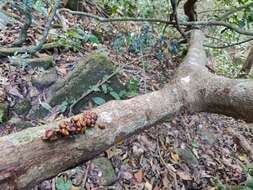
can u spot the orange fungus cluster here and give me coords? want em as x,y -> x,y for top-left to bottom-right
42,111 -> 99,141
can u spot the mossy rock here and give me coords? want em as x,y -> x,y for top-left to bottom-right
28,106 -> 50,120
48,52 -> 124,113
0,103 -> 8,123
92,157 -> 117,186
13,99 -> 32,115
8,117 -> 34,129
32,69 -> 58,89
28,56 -> 54,69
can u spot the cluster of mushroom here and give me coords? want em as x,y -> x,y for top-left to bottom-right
42,111 -> 100,141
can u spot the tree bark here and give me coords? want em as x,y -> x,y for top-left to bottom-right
238,45 -> 253,78
1,30 -> 253,189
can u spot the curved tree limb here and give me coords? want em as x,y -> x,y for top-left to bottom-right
58,8 -> 253,36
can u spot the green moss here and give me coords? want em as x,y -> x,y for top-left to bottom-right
0,103 -> 8,123
92,157 -> 116,186
48,52 -> 124,112
14,99 -> 31,115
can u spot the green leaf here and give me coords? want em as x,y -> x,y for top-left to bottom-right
119,90 -> 127,98
127,78 -> 138,93
90,85 -> 101,92
246,174 -> 253,188
92,97 -> 106,105
59,101 -> 69,113
107,86 -> 114,92
40,102 -> 53,112
102,74 -> 109,81
110,91 -> 121,100
102,84 -> 108,94
55,177 -> 72,190
87,34 -> 99,43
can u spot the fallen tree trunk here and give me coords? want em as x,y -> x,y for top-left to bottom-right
1,30 -> 253,189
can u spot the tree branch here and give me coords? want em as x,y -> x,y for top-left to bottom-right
11,2 -> 32,47
204,37 -> 253,49
58,8 -> 253,36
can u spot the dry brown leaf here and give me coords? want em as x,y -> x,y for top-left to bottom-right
171,152 -> 180,162
162,174 -> 170,188
134,170 -> 143,183
177,171 -> 192,181
144,181 -> 153,190
106,146 -> 122,159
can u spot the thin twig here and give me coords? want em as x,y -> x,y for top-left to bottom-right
157,138 -> 179,190
204,37 -> 253,49
81,161 -> 91,188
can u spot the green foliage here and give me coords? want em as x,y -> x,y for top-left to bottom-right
40,101 -> 53,112
92,97 -> 106,105
53,27 -> 99,51
55,176 -> 72,190
112,25 -> 156,54
91,77 -> 138,106
97,0 -> 170,17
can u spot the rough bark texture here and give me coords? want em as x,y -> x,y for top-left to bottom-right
1,30 -> 253,189
238,45 -> 253,77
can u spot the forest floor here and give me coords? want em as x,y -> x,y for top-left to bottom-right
0,4 -> 253,190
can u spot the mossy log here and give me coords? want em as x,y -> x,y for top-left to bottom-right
1,30 -> 253,189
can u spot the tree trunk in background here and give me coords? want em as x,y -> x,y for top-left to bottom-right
64,0 -> 84,11
238,45 -> 253,78
1,30 -> 253,189
184,0 -> 198,22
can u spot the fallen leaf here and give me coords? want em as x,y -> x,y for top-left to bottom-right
106,146 -> 122,159
162,174 -> 170,188
134,170 -> 143,183
177,171 -> 192,181
144,181 -> 153,190
171,152 -> 180,162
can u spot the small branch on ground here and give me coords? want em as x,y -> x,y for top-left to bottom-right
11,2 -> 32,47
226,127 -> 253,160
157,138 -> 179,190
